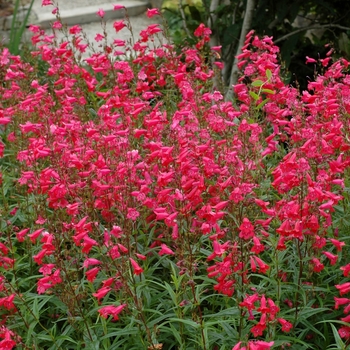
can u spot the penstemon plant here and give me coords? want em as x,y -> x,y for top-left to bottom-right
0,1 -> 350,349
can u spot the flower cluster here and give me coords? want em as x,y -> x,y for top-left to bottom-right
0,3 -> 349,348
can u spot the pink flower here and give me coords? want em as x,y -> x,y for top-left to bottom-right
232,342 -> 242,350
110,225 -> 123,238
334,297 -> 350,309
33,249 -> 49,265
98,304 -> 126,321
194,23 -> 211,37
96,8 -> 105,17
69,25 -> 82,35
239,293 -> 259,311
251,323 -> 266,337
93,286 -> 111,301
42,0 -> 53,5
39,264 -> 55,275
109,246 -> 121,260
0,117 -> 11,125
113,20 -> 126,32
340,263 -> 350,277
16,228 -> 30,242
136,253 -> 147,260
52,21 -> 62,29
95,33 -> 104,42
278,318 -> 293,332
239,218 -> 255,240
28,228 -> 45,243
305,56 -> 317,64
37,276 -> 52,294
130,258 -> 143,275
0,337 -> 16,350
251,236 -> 264,254
336,282 -> 350,296
127,208 -> 140,221
82,236 -> 98,254
36,216 -> 46,224
0,294 -> 16,310
311,258 -> 324,272
83,258 -> 101,268
159,244 -> 175,256
113,39 -> 125,47
250,256 -> 269,274
146,8 -> 160,18
248,341 -> 274,350
113,4 -> 125,10
322,251 -> 338,265
341,314 -> 350,323
338,326 -> 350,339
330,239 -> 345,251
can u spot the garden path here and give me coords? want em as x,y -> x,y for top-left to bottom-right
30,0 -> 163,54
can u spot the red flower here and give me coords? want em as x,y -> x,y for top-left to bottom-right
98,304 -> 126,321
130,258 -> 143,275
240,293 -> 259,311
251,236 -> 264,254
311,258 -> 324,272
127,208 -> 140,221
159,244 -> 175,256
95,34 -> 104,42
146,8 -> 160,18
278,318 -> 293,332
334,297 -> 350,310
194,23 -> 212,37
340,263 -> 350,277
251,256 -> 269,274
0,294 -> 16,311
0,337 -> 16,350
338,326 -> 350,339
113,20 -> 126,32
85,267 -> 100,283
251,322 -> 266,337
330,239 -> 345,251
69,25 -> 82,34
96,8 -> 105,18
239,218 -> 255,240
248,340 -> 274,350
322,251 -> 338,265
93,286 -> 111,301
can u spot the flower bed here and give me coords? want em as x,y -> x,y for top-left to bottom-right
0,2 -> 349,349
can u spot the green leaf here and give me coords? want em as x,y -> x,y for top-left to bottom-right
167,317 -> 200,329
261,88 -> 275,94
168,323 -> 183,345
330,323 -> 346,349
266,69 -> 272,79
9,0 -> 35,55
299,318 -> 325,341
202,306 -> 240,318
249,91 -> 259,100
163,282 -> 178,305
251,80 -> 264,87
256,98 -> 269,110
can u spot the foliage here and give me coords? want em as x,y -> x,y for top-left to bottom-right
162,0 -> 350,90
6,0 -> 35,55
0,2 -> 350,350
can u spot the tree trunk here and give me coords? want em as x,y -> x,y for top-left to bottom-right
208,0 -> 220,47
225,0 -> 255,101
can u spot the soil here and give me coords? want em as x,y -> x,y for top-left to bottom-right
0,0 -> 32,17
0,1 -> 13,17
